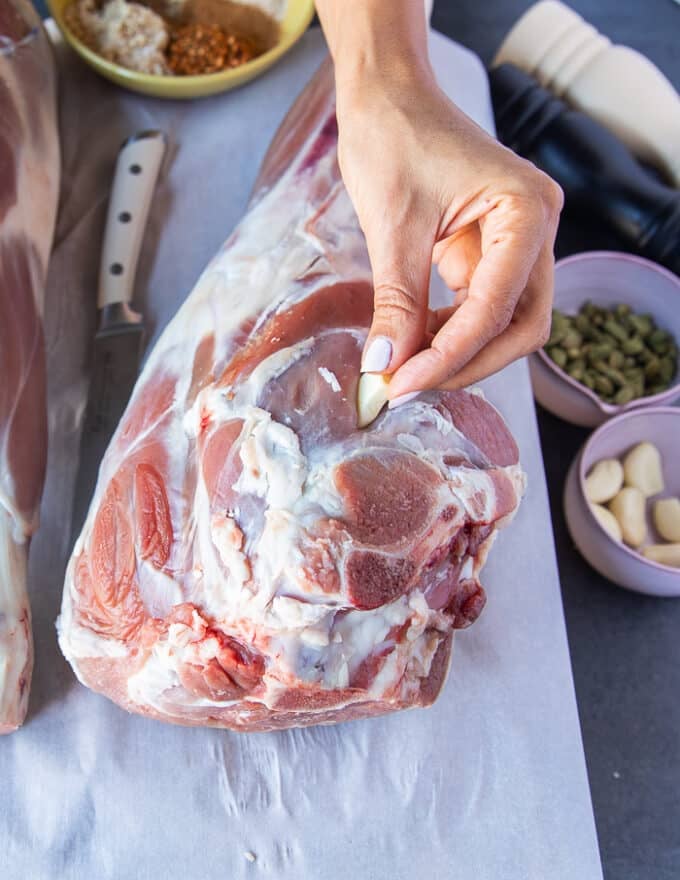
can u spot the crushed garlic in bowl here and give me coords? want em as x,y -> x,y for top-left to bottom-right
66,0 -> 171,75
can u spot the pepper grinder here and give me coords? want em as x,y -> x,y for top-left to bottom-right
493,0 -> 680,187
489,63 -> 680,276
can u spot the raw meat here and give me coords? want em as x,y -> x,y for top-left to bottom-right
0,0 -> 59,732
58,62 -> 525,731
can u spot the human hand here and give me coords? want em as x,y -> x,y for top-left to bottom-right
335,62 -> 563,404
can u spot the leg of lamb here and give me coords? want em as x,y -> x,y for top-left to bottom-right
58,62 -> 525,731
0,0 -> 59,732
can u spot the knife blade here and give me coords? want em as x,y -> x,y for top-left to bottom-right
71,129 -> 167,541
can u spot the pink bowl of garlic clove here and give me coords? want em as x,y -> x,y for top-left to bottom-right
564,406 -> 680,596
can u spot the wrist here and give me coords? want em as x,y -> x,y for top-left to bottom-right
316,0 -> 433,98
335,48 -> 434,103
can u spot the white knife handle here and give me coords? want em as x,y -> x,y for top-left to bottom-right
97,130 -> 167,310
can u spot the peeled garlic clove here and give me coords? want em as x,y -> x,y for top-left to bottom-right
590,503 -> 623,542
609,486 -> 647,547
584,458 -> 624,503
653,497 -> 680,543
642,543 -> 680,568
357,372 -> 391,428
623,441 -> 664,497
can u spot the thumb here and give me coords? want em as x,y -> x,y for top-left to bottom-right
360,219 -> 434,375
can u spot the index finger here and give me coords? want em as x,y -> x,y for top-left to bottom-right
388,197 -> 549,397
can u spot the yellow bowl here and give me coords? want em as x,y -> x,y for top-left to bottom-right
46,0 -> 315,99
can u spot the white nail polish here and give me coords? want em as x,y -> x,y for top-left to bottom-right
388,391 -> 420,410
361,336 -> 392,373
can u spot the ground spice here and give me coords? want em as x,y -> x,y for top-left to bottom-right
166,22 -> 256,75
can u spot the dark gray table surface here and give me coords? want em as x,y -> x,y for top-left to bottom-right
29,0 -> 680,878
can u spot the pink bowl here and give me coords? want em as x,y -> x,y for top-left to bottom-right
564,406 -> 680,596
530,251 -> 680,427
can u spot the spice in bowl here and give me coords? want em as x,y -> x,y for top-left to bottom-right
544,302 -> 678,405
166,23 -> 255,74
64,0 -> 279,77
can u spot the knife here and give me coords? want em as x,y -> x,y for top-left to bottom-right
71,130 -> 167,541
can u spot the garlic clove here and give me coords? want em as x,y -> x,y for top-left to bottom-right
590,503 -> 623,543
357,372 -> 391,428
642,543 -> 680,568
653,497 -> 680,543
609,486 -> 647,548
584,458 -> 624,504
623,442 -> 664,497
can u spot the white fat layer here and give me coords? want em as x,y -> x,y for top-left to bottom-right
127,647 -> 183,711
317,367 -> 341,393
60,622 -> 129,660
270,596 -> 332,627
460,557 -> 474,581
210,514 -> 251,590
251,510 -> 304,607
0,516 -> 31,727
240,340 -> 314,405
448,469 -> 498,522
136,563 -> 184,619
234,409 -> 307,509
367,651 -> 401,699
298,463 -> 344,518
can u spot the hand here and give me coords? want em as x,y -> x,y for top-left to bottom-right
335,63 -> 564,403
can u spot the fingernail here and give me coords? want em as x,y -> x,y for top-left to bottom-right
388,391 -> 420,410
361,336 -> 392,373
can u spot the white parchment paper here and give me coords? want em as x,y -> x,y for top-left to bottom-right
0,27 -> 603,880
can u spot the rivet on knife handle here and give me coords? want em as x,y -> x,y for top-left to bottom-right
97,130 -> 167,315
